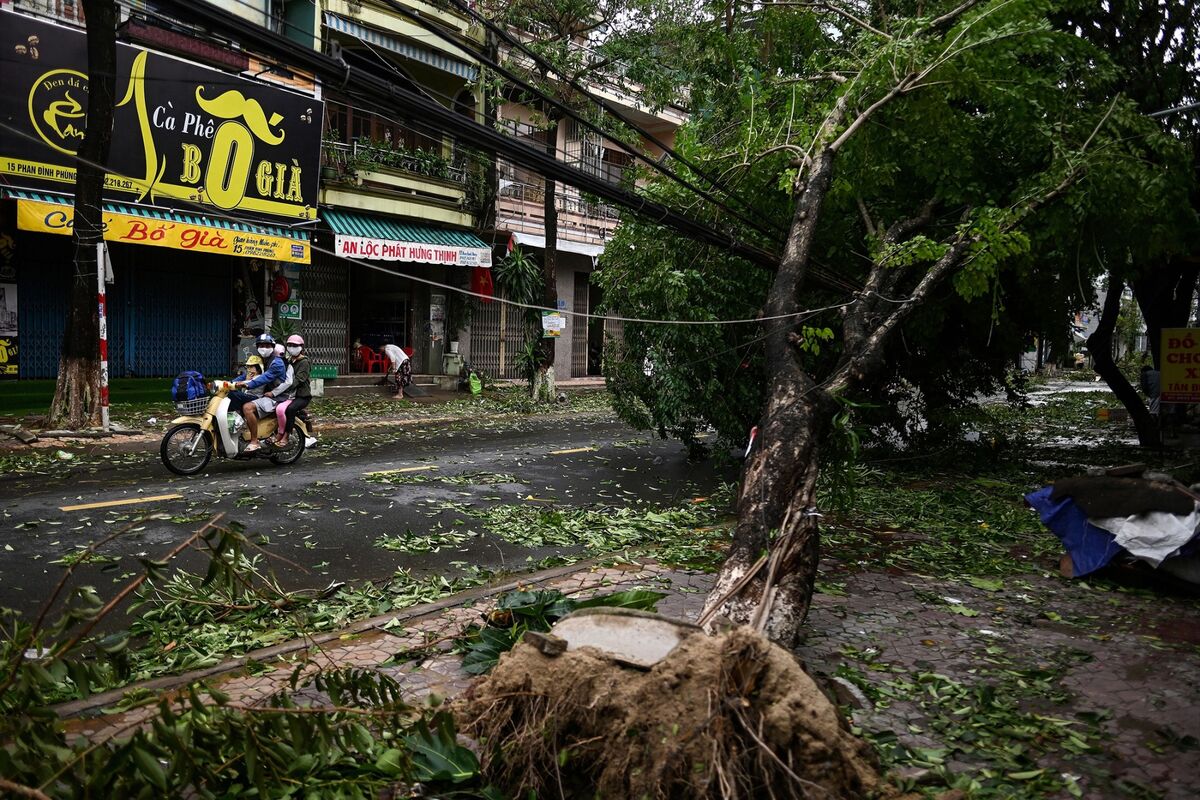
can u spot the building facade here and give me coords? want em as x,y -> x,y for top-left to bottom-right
0,0 -> 322,379
0,0 -> 683,384
474,41 -> 686,380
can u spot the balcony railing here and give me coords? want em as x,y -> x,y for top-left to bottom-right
322,140 -> 470,185
498,180 -> 620,244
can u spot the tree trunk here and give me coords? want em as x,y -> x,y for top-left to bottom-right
701,151 -> 838,649
1134,256 -> 1200,369
1089,274 -> 1159,446
534,118 -> 560,401
48,0 -> 117,430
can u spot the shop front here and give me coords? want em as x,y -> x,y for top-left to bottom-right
0,9 -> 322,379
0,190 -> 310,378
321,208 -> 491,375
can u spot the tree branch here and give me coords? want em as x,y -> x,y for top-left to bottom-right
922,0 -> 986,35
777,71 -> 853,85
829,72 -> 918,152
856,196 -> 878,237
773,2 -> 893,39
830,232 -> 974,396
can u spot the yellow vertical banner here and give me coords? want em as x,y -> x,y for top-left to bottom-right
1160,328 -> 1200,403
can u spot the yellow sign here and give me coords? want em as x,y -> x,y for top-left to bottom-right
0,12 -> 321,222
16,199 -> 310,264
1160,328 -> 1200,403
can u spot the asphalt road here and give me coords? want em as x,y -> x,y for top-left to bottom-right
0,411 -> 734,620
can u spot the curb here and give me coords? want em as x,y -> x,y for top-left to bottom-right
54,557 -> 605,719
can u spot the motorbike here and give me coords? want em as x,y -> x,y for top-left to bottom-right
159,382 -> 309,476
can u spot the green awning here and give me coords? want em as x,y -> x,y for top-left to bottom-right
1,188 -> 310,241
322,207 -> 492,267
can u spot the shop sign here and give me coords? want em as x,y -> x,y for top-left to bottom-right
0,10 -> 322,223
1160,328 -> 1200,403
277,300 -> 302,320
16,199 -> 310,263
541,311 -> 566,338
335,235 -> 492,267
0,281 -> 16,378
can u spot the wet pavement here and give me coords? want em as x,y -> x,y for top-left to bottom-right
0,410 -> 732,619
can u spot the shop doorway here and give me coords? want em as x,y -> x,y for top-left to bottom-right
573,272 -> 605,377
348,264 -> 411,371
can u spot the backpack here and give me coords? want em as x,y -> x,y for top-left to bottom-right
171,371 -> 207,402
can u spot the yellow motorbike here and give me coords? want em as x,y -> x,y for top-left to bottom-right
159,382 -> 309,476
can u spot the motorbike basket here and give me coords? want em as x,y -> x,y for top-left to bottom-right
174,397 -> 209,415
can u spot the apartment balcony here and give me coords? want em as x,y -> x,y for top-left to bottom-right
321,140 -> 476,228
497,180 -> 620,248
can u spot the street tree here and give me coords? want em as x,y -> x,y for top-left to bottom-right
596,0 -> 1190,646
1056,0 -> 1200,445
47,0 -> 118,430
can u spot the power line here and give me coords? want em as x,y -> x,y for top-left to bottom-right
113,0 -> 801,262
139,0 -> 802,275
371,0 -> 790,245
57,0 -> 859,294
437,0 -> 790,238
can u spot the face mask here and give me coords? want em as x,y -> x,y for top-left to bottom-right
257,347 -> 273,357
286,346 -> 301,356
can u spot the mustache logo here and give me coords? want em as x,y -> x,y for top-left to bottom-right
195,88 -> 285,145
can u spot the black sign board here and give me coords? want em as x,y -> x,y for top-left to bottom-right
0,10 -> 322,222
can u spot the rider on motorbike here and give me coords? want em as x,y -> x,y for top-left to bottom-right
233,354 -> 264,388
231,334 -> 287,453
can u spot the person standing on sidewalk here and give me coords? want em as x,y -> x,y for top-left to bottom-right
381,342 -> 412,399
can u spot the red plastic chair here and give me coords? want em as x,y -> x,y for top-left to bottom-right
358,345 -> 386,373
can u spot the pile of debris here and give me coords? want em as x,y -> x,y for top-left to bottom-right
1027,463 -> 1200,584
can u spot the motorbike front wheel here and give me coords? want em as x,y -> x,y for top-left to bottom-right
160,423 -> 213,476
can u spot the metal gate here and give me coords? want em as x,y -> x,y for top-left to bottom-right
572,271 -> 589,377
300,254 -> 349,372
17,234 -> 232,378
470,293 -> 526,379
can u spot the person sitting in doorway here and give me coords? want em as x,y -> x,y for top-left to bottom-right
381,342 -> 412,399
231,334 -> 287,453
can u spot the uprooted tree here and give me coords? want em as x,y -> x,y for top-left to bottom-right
597,0 -> 1191,646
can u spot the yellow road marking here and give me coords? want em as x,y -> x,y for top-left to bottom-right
60,494 -> 184,512
548,446 -> 597,455
363,465 -> 437,476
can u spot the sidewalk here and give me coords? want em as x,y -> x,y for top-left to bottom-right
0,383 -> 612,453
59,558 -> 1200,799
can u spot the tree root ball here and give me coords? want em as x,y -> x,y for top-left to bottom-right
457,625 -> 892,799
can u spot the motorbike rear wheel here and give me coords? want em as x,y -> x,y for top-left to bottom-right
269,427 -> 305,466
161,423 -> 213,476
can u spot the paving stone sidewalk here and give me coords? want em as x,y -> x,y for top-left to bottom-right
65,561 -> 1200,799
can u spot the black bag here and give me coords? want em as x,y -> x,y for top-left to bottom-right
171,371 -> 207,402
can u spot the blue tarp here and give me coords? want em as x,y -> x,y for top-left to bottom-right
1025,486 -> 1126,576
